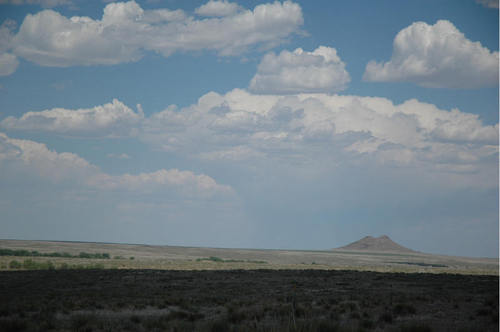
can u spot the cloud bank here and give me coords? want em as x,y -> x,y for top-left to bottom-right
249,46 -> 350,94
0,132 -> 233,198
8,0 -> 303,68
363,20 -> 499,88
4,90 -> 497,183
137,89 -> 498,192
1,99 -> 144,137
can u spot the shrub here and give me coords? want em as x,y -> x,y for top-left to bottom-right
361,318 -> 374,329
130,315 -> 141,324
78,252 -> 110,259
0,318 -> 28,332
208,318 -> 230,332
208,256 -> 223,262
0,248 -> 110,259
400,322 -> 433,332
379,311 -> 393,323
227,306 -> 246,323
393,303 -> 416,316
9,260 -> 21,269
70,313 -> 96,331
316,319 -> 339,332
20,259 -> 55,270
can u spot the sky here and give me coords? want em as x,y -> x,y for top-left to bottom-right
0,0 -> 498,258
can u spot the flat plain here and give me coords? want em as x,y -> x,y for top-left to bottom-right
0,239 -> 498,331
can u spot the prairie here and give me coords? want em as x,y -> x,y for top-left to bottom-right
0,240 -> 497,331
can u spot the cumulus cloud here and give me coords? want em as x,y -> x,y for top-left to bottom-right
0,52 -> 18,76
363,20 -> 499,88
0,132 -> 97,182
0,132 -> 233,198
10,0 -> 303,67
3,89 -> 497,184
141,89 -> 498,179
195,0 -> 242,17
0,19 -> 18,76
249,46 -> 350,94
1,99 -> 144,137
88,169 -> 233,197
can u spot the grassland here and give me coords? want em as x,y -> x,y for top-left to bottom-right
0,239 -> 497,331
0,269 -> 497,331
0,239 -> 497,275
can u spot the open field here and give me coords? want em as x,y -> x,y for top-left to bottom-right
0,240 -> 498,331
0,239 -> 497,275
0,269 -> 497,331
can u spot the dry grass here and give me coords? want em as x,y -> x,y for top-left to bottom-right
0,240 -> 497,331
0,239 -> 497,275
0,269 -> 497,331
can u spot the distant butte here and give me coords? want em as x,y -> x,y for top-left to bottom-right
335,235 -> 416,253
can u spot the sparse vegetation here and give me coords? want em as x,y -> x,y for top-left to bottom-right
196,256 -> 267,264
0,248 -> 110,259
8,259 -> 104,270
392,261 -> 448,268
0,240 -> 497,331
8,260 -> 21,269
393,303 -> 417,316
0,269 -> 496,331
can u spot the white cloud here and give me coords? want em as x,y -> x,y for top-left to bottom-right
476,0 -> 499,9
249,46 -> 350,94
363,20 -> 499,88
0,0 -> 73,8
0,19 -> 18,76
3,90 -> 497,186
0,19 -> 16,53
0,132 -> 233,198
1,99 -> 144,137
141,89 -> 498,182
0,132 -> 97,182
88,169 -> 233,197
0,52 -> 18,76
195,0 -> 242,17
11,0 -> 303,67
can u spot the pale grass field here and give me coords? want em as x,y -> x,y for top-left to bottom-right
0,239 -> 497,275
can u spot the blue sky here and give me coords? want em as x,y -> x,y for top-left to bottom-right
0,0 -> 498,257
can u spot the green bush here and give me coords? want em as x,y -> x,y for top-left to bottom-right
9,260 -> 21,269
22,259 -> 55,270
0,248 -> 110,259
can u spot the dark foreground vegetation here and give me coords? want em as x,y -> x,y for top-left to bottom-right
0,269 -> 497,332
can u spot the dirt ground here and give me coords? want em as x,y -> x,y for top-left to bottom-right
0,269 -> 497,331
